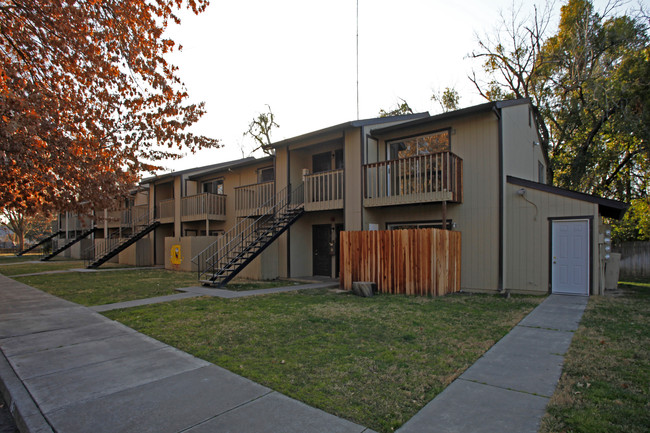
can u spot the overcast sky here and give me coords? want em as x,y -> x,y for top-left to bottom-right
160,0 -> 629,173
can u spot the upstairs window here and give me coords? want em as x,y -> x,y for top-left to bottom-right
202,178 -> 224,195
538,161 -> 545,184
388,129 -> 450,160
257,166 -> 274,183
312,149 -> 344,173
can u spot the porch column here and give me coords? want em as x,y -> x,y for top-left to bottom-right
442,201 -> 447,230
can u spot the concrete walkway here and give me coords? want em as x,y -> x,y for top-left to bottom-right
11,266 -> 163,278
0,271 -> 587,433
0,275 -> 373,433
397,294 -> 587,433
90,281 -> 340,312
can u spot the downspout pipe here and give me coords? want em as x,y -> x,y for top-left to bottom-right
493,105 -> 505,293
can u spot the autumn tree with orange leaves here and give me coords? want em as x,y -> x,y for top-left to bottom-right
0,0 -> 219,215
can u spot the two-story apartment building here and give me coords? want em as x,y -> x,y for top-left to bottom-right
265,98 -> 625,295
57,98 -> 625,296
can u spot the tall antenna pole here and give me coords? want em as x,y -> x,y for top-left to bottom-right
356,0 -> 359,120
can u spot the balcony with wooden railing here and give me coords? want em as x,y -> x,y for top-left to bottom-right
122,205 -> 148,227
158,198 -> 175,223
234,181 -> 275,217
106,210 -> 122,228
304,169 -> 344,211
181,193 -> 227,222
363,151 -> 463,207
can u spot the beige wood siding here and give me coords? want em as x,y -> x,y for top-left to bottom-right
134,191 -> 148,206
365,112 -> 501,291
288,210 -> 344,277
190,162 -> 263,229
502,104 -> 546,182
344,129 -> 362,230
505,183 -> 599,294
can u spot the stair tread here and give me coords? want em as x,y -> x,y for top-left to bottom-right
200,207 -> 305,284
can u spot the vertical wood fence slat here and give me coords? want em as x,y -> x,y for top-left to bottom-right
339,228 -> 461,296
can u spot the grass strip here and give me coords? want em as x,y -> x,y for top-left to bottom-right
0,253 -> 43,264
0,260 -> 89,276
15,269 -> 198,306
223,279 -> 301,291
540,280 -> 650,433
104,290 -> 542,432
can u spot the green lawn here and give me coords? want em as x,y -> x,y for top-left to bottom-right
223,279 -> 301,291
540,280 -> 650,433
0,253 -> 43,264
14,269 -> 303,306
15,268 -> 198,306
104,291 -> 543,432
0,260 -> 89,276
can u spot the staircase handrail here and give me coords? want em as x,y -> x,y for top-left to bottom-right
84,209 -> 154,267
83,229 -> 121,267
192,183 -> 304,280
16,231 -> 63,256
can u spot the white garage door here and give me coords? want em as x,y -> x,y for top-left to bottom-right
551,220 -> 589,295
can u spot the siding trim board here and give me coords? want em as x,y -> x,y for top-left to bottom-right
287,146 -> 291,277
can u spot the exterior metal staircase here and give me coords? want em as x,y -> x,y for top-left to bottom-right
40,228 -> 96,261
85,212 -> 159,269
16,231 -> 63,256
193,183 -> 305,287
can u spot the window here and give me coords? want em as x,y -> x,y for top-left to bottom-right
387,220 -> 453,230
334,149 -> 344,169
257,166 -> 274,183
312,149 -> 344,173
538,161 -> 545,184
185,229 -> 197,237
202,178 -> 224,195
312,151 -> 331,173
366,136 -> 379,164
388,130 -> 450,160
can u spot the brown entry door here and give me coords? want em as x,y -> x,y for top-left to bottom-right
312,224 -> 331,276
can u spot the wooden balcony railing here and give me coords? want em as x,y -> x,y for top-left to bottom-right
363,151 -> 463,207
158,198 -> 175,222
234,181 -> 275,217
121,205 -> 148,227
106,210 -> 122,228
181,193 -> 227,221
304,169 -> 344,211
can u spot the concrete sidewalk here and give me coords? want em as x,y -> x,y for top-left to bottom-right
0,275 -> 374,433
0,271 -> 587,433
397,294 -> 587,433
90,281 -> 339,312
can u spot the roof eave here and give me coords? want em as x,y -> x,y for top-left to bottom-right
270,112 -> 430,149
370,98 -> 532,137
507,176 -> 629,220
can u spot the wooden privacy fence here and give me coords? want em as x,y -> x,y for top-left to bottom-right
616,241 -> 650,279
340,228 -> 461,296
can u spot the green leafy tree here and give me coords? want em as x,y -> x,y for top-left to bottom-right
470,0 -> 649,240
431,87 -> 460,112
378,98 -> 414,117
